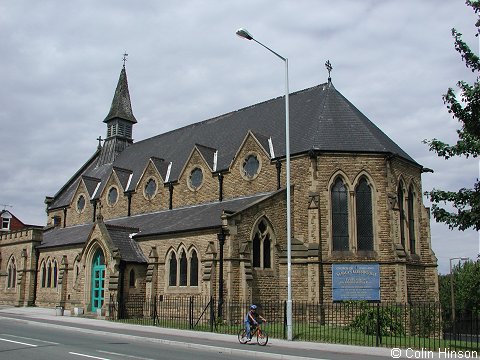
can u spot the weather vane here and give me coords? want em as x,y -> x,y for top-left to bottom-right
325,60 -> 333,83
122,52 -> 128,68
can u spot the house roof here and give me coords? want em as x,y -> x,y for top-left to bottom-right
48,76 -> 417,210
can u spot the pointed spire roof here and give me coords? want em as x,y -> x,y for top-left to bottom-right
104,66 -> 137,124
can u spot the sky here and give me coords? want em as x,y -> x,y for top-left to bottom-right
0,0 -> 478,274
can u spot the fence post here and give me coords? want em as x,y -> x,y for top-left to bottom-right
152,296 -> 157,326
209,296 -> 215,332
189,297 -> 193,329
375,302 -> 382,346
283,300 -> 287,340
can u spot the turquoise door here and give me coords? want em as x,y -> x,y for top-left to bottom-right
91,250 -> 105,312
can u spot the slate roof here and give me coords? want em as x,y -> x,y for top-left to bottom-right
48,75 -> 418,210
105,224 -> 147,263
40,192 -> 276,257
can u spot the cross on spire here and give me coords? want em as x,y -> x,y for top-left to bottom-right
122,52 -> 128,68
325,60 -> 333,83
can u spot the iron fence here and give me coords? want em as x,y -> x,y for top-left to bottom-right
108,296 -> 479,352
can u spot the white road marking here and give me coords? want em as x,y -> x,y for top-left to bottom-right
69,352 -> 112,360
98,350 -> 157,360
0,337 -> 37,347
0,333 -> 59,345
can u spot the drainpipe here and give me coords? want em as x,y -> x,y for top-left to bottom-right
63,208 -> 67,228
218,173 -> 224,202
127,192 -> 132,217
217,229 -> 226,318
276,159 -> 282,190
168,182 -> 174,210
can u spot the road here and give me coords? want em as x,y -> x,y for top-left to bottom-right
0,310 -> 394,360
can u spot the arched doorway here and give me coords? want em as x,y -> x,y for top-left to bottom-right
91,249 -> 105,312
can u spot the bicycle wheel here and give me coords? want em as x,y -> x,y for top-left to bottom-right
238,329 -> 248,344
257,329 -> 268,346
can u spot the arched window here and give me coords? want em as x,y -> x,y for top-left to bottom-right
398,183 -> 406,247
180,250 -> 188,286
47,261 -> 52,288
129,269 -> 136,287
408,185 -> 416,254
169,252 -> 177,286
41,262 -> 46,288
190,250 -> 198,287
332,177 -> 349,251
7,258 -> 16,288
53,260 -> 58,288
252,219 -> 272,269
356,178 -> 373,251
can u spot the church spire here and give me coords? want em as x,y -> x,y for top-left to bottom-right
104,64 -> 137,125
97,60 -> 137,167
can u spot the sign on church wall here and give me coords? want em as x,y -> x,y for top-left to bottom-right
332,263 -> 380,301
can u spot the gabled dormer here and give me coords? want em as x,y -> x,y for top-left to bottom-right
97,65 -> 137,167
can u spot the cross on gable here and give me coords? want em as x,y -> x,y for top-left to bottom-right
122,52 -> 128,68
96,136 -> 103,149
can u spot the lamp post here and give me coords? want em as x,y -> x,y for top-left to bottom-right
449,257 -> 469,332
236,28 -> 293,341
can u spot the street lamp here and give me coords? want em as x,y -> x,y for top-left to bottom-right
449,257 -> 469,329
236,27 -> 293,341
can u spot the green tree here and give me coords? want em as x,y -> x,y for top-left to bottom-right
424,1 -> 480,231
438,260 -> 480,314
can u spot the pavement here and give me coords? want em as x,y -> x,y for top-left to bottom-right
0,305 -> 394,359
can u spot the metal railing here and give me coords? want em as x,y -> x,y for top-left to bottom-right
108,296 -> 479,352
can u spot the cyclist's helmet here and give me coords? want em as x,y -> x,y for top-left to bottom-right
250,304 -> 257,310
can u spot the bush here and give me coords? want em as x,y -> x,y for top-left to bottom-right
348,303 -> 405,336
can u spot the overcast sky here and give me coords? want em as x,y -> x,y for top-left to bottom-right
1,0 -> 478,274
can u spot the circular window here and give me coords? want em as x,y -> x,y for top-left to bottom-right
189,167 -> 203,190
107,187 -> 118,205
243,154 -> 260,179
76,195 -> 86,213
144,178 -> 157,199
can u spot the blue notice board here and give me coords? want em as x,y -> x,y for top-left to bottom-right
332,263 -> 380,301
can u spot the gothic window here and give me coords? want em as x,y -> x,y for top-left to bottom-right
398,183 -> 406,247
47,261 -> 52,288
190,250 -> 198,287
7,258 -> 16,288
408,185 -> 416,254
53,260 -> 58,288
169,252 -> 177,286
243,154 -> 260,179
167,247 -> 200,289
77,195 -> 86,213
356,178 -> 374,251
144,178 -> 157,199
189,168 -> 203,190
108,187 -> 118,205
252,219 -> 272,269
180,251 -> 188,286
41,262 -> 46,287
332,177 -> 349,251
129,269 -> 136,287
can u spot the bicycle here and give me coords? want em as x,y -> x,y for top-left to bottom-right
238,321 -> 268,346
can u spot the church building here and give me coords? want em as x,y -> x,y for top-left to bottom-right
0,63 -> 439,312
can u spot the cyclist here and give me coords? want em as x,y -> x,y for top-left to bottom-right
244,304 -> 266,341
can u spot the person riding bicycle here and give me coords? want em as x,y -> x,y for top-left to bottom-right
244,304 -> 266,341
